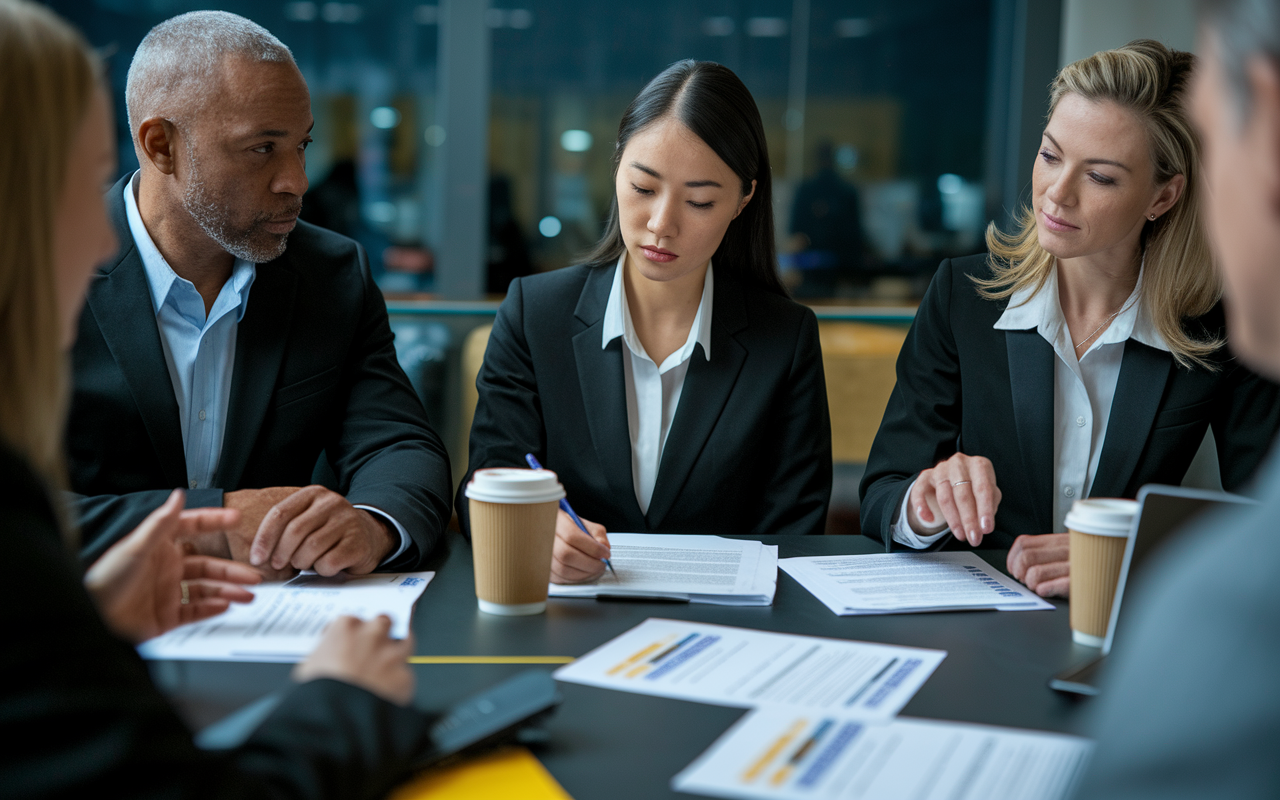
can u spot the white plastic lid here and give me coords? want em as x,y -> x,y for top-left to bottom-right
1064,498 -> 1139,537
465,468 -> 566,504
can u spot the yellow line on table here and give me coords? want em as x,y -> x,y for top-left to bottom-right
408,656 -> 575,664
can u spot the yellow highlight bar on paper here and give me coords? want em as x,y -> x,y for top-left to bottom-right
606,638 -> 671,676
742,720 -> 808,783
408,656 -> 575,665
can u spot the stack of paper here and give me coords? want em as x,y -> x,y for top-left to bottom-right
553,618 -> 945,719
549,534 -> 777,606
780,552 -> 1053,615
673,707 -> 1092,800
138,571 -> 434,662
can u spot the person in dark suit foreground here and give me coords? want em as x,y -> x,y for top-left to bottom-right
0,2 -> 434,795
860,40 -> 1280,596
68,11 -> 452,577
1075,1 -> 1280,796
463,60 -> 832,583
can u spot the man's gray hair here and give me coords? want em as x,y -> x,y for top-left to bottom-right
125,11 -> 294,147
1198,0 -> 1280,123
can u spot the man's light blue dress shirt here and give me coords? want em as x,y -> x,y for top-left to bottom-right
123,173 -> 410,563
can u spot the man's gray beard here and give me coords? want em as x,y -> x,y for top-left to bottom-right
181,154 -> 290,264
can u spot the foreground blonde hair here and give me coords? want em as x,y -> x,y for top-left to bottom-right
0,0 -> 100,487
978,39 -> 1220,370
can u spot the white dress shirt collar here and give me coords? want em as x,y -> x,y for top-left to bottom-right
993,263 -> 1169,355
601,254 -> 714,365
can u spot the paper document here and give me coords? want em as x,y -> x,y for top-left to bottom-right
553,618 -> 944,719
673,707 -> 1093,800
780,552 -> 1053,615
138,571 -> 434,662
548,534 -> 778,606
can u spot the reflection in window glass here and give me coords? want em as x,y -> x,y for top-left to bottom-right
54,0 -> 991,301
490,0 -> 992,300
52,0 -> 442,293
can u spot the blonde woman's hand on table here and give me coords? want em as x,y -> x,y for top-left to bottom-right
908,453 -> 1002,546
1007,533 -> 1071,597
293,615 -> 416,706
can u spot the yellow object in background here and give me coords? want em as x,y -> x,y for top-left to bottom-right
392,747 -> 574,800
818,321 -> 909,463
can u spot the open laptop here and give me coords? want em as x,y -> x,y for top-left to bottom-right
1048,484 -> 1255,696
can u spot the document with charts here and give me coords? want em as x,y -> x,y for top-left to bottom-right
780,552 -> 1053,615
673,707 -> 1093,800
548,534 -> 778,605
553,618 -> 944,719
137,571 -> 433,663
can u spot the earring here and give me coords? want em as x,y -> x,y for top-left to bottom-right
1149,214 -> 1157,221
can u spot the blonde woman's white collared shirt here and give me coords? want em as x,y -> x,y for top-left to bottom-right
891,266 -> 1169,548
601,255 -> 714,516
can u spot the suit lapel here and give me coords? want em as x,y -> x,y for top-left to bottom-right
1090,341 -> 1172,498
88,178 -> 187,487
645,279 -> 748,528
1005,329 -> 1055,533
571,266 -> 640,518
214,262 -> 297,488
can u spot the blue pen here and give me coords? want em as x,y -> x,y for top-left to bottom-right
525,453 -> 616,577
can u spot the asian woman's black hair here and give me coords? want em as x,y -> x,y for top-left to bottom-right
583,59 -> 788,296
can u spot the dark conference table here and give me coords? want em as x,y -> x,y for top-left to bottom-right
150,534 -> 1097,799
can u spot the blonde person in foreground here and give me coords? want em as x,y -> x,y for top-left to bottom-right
0,1 -> 439,795
859,39 -> 1280,596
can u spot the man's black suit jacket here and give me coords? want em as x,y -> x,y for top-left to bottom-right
0,444 -> 436,797
460,263 -> 832,537
860,254 -> 1280,550
68,175 -> 452,566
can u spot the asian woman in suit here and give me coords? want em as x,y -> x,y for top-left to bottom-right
0,2 -> 437,794
463,60 -> 832,584
860,40 -> 1280,597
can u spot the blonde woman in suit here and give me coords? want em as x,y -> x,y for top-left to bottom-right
860,40 -> 1280,597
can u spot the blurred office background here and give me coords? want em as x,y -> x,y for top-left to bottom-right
51,0 -> 1211,528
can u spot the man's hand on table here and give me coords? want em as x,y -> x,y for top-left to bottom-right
1007,533 -> 1070,598
85,490 -> 261,643
550,509 -> 610,584
188,486 -> 399,579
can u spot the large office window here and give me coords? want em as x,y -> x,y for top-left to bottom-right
490,0 -> 992,301
53,0 -> 995,302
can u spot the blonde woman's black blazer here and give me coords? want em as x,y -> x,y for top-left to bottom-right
860,254 -> 1280,550
0,444 -> 437,796
460,262 -> 833,537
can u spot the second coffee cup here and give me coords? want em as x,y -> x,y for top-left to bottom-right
1065,497 -> 1138,646
464,468 -> 565,616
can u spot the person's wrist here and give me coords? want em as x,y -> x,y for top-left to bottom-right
363,510 -> 397,560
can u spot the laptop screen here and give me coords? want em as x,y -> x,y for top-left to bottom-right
1103,485 -> 1254,655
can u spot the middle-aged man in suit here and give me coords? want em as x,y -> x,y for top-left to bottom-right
1075,1 -> 1280,797
67,11 -> 452,576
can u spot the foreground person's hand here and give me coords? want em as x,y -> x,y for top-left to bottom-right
908,453 -> 1002,546
1007,533 -> 1071,597
85,490 -> 259,643
550,509 -> 610,584
293,615 -> 416,706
